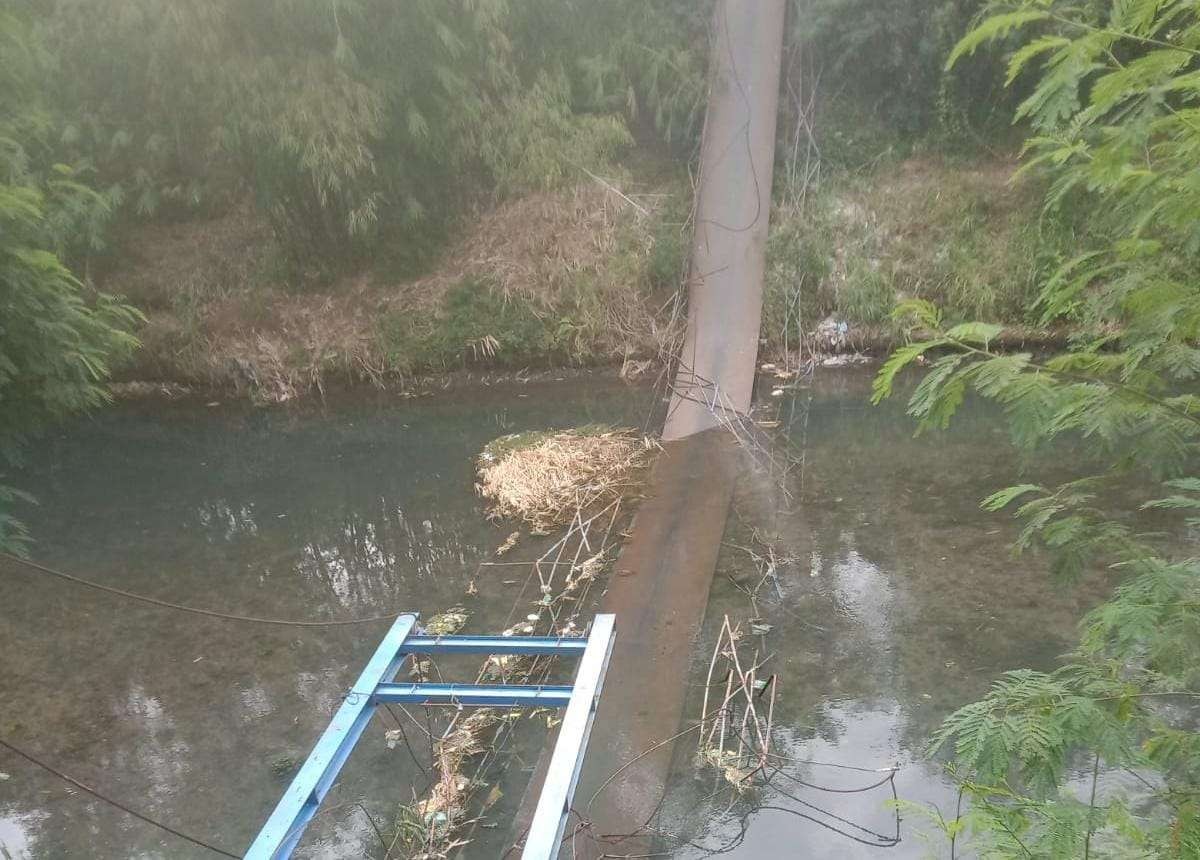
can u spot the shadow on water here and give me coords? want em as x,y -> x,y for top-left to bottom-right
0,370 -> 1153,858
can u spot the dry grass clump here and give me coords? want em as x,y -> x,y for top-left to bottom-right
476,427 -> 655,532
401,183 -> 645,307
383,180 -> 675,370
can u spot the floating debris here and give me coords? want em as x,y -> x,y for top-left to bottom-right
815,315 -> 850,351
476,426 -> 655,531
388,496 -> 633,857
495,531 -> 520,556
424,607 -> 469,636
820,352 -> 871,367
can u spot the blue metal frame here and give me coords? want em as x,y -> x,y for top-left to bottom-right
522,612 -> 616,859
374,683 -> 574,707
246,612 -> 616,860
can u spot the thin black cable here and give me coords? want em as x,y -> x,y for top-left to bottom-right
381,704 -> 429,781
0,736 -> 241,858
693,0 -> 765,236
765,752 -> 900,774
0,552 -> 402,627
771,767 -> 900,794
352,802 -> 388,857
765,764 -> 902,847
625,766 -> 900,854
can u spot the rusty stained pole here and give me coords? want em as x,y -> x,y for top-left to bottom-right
510,2 -> 786,856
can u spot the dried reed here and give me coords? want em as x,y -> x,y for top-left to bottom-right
698,615 -> 777,791
476,428 -> 655,532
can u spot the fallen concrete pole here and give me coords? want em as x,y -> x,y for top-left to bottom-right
509,2 -> 785,855
664,0 -> 785,441
565,431 -> 740,858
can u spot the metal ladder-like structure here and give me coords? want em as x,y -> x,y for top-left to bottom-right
246,612 -> 616,860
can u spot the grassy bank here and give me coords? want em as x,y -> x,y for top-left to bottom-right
761,154 -> 1067,355
111,180 -> 685,401
105,151 -> 1063,401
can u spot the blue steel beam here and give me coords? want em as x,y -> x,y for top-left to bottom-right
246,616 -> 615,860
244,613 -> 418,860
373,683 -> 573,707
401,635 -> 587,655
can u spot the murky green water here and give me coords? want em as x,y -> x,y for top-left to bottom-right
657,372 -> 1121,859
0,378 -> 652,859
0,371 -> 1127,858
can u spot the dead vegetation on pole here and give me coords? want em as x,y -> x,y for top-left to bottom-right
476,426 -> 657,532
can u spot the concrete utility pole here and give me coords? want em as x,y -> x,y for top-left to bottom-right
511,2 -> 786,855
664,0 -> 786,441
569,0 -> 787,846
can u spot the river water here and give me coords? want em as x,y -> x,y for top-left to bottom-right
0,370 -> 1121,858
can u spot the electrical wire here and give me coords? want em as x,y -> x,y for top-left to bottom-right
0,551 -> 403,627
0,736 -> 241,858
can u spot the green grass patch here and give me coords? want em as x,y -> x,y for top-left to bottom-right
378,277 -> 575,372
758,155 -> 1072,350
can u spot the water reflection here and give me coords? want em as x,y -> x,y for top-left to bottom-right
115,685 -> 192,807
669,704 -> 926,860
0,372 -> 1151,858
0,379 -> 650,859
653,374 -> 1117,858
829,548 -> 895,645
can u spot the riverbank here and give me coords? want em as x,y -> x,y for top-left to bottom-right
102,151 -> 1061,402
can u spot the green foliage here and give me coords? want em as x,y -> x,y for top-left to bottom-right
547,0 -> 714,146
23,0 -> 1022,270
876,0 -> 1200,853
946,9 -> 1051,68
795,0 -> 1014,151
645,194 -> 693,293
838,262 -> 896,323
761,199 -> 836,348
31,0 -> 710,263
769,160 -> 1062,347
477,73 -> 634,195
0,8 -> 142,553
